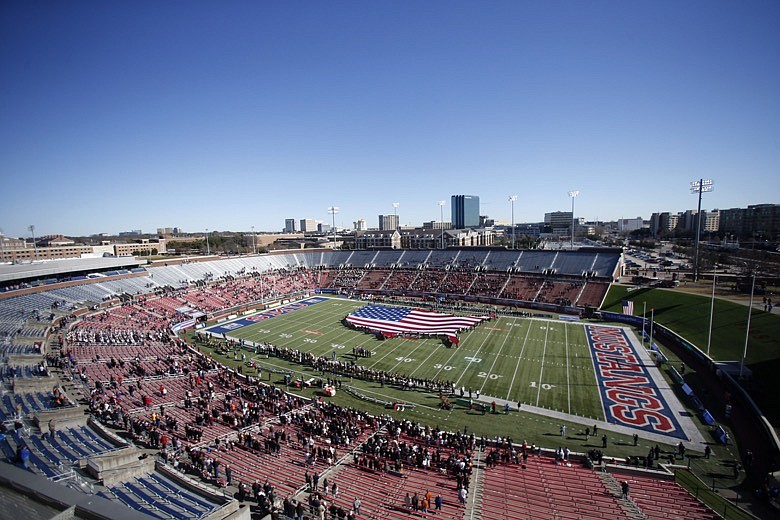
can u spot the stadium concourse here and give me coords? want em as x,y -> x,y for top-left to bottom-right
0,249 -> 740,519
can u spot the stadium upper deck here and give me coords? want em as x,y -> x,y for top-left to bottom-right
0,249 -> 620,346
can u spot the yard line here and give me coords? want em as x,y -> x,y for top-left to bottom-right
504,319 -> 533,401
407,340 -> 446,377
367,337 -> 413,368
453,326 -> 494,388
565,322 -> 571,414
535,322 -> 550,406
430,326 -> 479,381
476,319 -> 513,394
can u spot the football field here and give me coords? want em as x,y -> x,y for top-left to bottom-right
209,297 -> 608,418
205,296 -> 693,441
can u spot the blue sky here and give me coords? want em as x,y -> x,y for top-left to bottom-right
1,1 -> 778,237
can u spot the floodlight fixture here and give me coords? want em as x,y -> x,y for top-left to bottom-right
690,179 -> 713,193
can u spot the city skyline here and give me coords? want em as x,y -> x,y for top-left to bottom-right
1,1 -> 779,238
5,201 -> 775,239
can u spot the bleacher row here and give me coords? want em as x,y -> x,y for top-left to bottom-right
99,472 -> 223,520
1,414 -> 229,519
0,391 -> 72,421
481,456 -> 718,520
324,269 -> 610,308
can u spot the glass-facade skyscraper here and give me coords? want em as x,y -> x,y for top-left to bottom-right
451,195 -> 480,229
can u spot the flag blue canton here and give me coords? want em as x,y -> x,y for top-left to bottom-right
345,305 -> 487,336
351,306 -> 411,322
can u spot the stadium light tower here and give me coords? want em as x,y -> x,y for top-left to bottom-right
508,195 -> 518,249
205,228 -> 210,255
328,206 -> 339,249
251,225 -> 256,255
392,202 -> 399,230
438,200 -> 445,249
28,224 -> 38,260
568,191 -> 579,250
690,179 -> 713,282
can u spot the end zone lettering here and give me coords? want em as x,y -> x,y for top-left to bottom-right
585,325 -> 685,439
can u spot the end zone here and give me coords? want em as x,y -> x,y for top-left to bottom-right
585,324 -> 696,442
205,296 -> 330,335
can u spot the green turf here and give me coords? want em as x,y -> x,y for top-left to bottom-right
217,298 -> 606,420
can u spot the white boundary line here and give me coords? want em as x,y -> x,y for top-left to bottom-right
565,322 -> 571,415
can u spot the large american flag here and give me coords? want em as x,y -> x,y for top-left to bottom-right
622,300 -> 634,315
345,305 -> 487,336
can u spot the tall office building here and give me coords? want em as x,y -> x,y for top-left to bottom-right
378,214 -> 400,231
451,195 -> 480,229
299,219 -> 317,233
284,219 -> 296,233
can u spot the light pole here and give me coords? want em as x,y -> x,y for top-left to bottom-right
739,272 -> 757,379
205,228 -> 210,255
438,200 -> 445,249
251,226 -> 256,255
0,227 -> 5,262
328,206 -> 339,249
568,191 -> 579,250
690,179 -> 713,282
392,202 -> 399,230
28,225 -> 38,260
706,267 -> 717,358
509,195 -> 517,249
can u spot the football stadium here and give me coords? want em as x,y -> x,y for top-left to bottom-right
0,249 -> 778,520
3,3 -> 780,519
